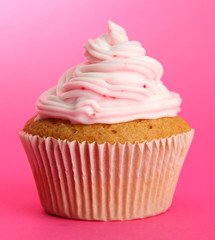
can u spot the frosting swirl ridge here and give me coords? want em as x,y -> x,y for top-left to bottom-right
36,21 -> 181,124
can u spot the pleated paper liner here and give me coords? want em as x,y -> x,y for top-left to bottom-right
19,129 -> 194,221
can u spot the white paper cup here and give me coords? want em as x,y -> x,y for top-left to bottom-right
19,129 -> 194,221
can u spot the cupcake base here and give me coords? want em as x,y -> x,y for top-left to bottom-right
19,130 -> 194,221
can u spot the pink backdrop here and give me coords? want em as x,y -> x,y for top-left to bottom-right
0,0 -> 214,239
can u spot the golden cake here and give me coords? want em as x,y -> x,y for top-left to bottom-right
24,115 -> 191,144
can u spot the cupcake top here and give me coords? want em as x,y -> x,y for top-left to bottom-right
36,21 -> 181,124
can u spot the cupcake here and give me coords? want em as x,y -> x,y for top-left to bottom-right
19,21 -> 194,221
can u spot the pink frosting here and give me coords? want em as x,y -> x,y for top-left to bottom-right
36,21 -> 181,124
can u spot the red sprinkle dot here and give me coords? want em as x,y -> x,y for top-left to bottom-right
92,113 -> 96,117
103,95 -> 106,97
143,85 -> 146,88
111,96 -> 116,99
113,55 -> 117,57
81,87 -> 85,90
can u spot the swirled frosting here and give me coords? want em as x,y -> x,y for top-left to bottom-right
36,21 -> 181,124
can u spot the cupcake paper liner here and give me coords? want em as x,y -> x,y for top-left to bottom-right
19,129 -> 194,221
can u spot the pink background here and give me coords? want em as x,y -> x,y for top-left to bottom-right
0,0 -> 214,239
